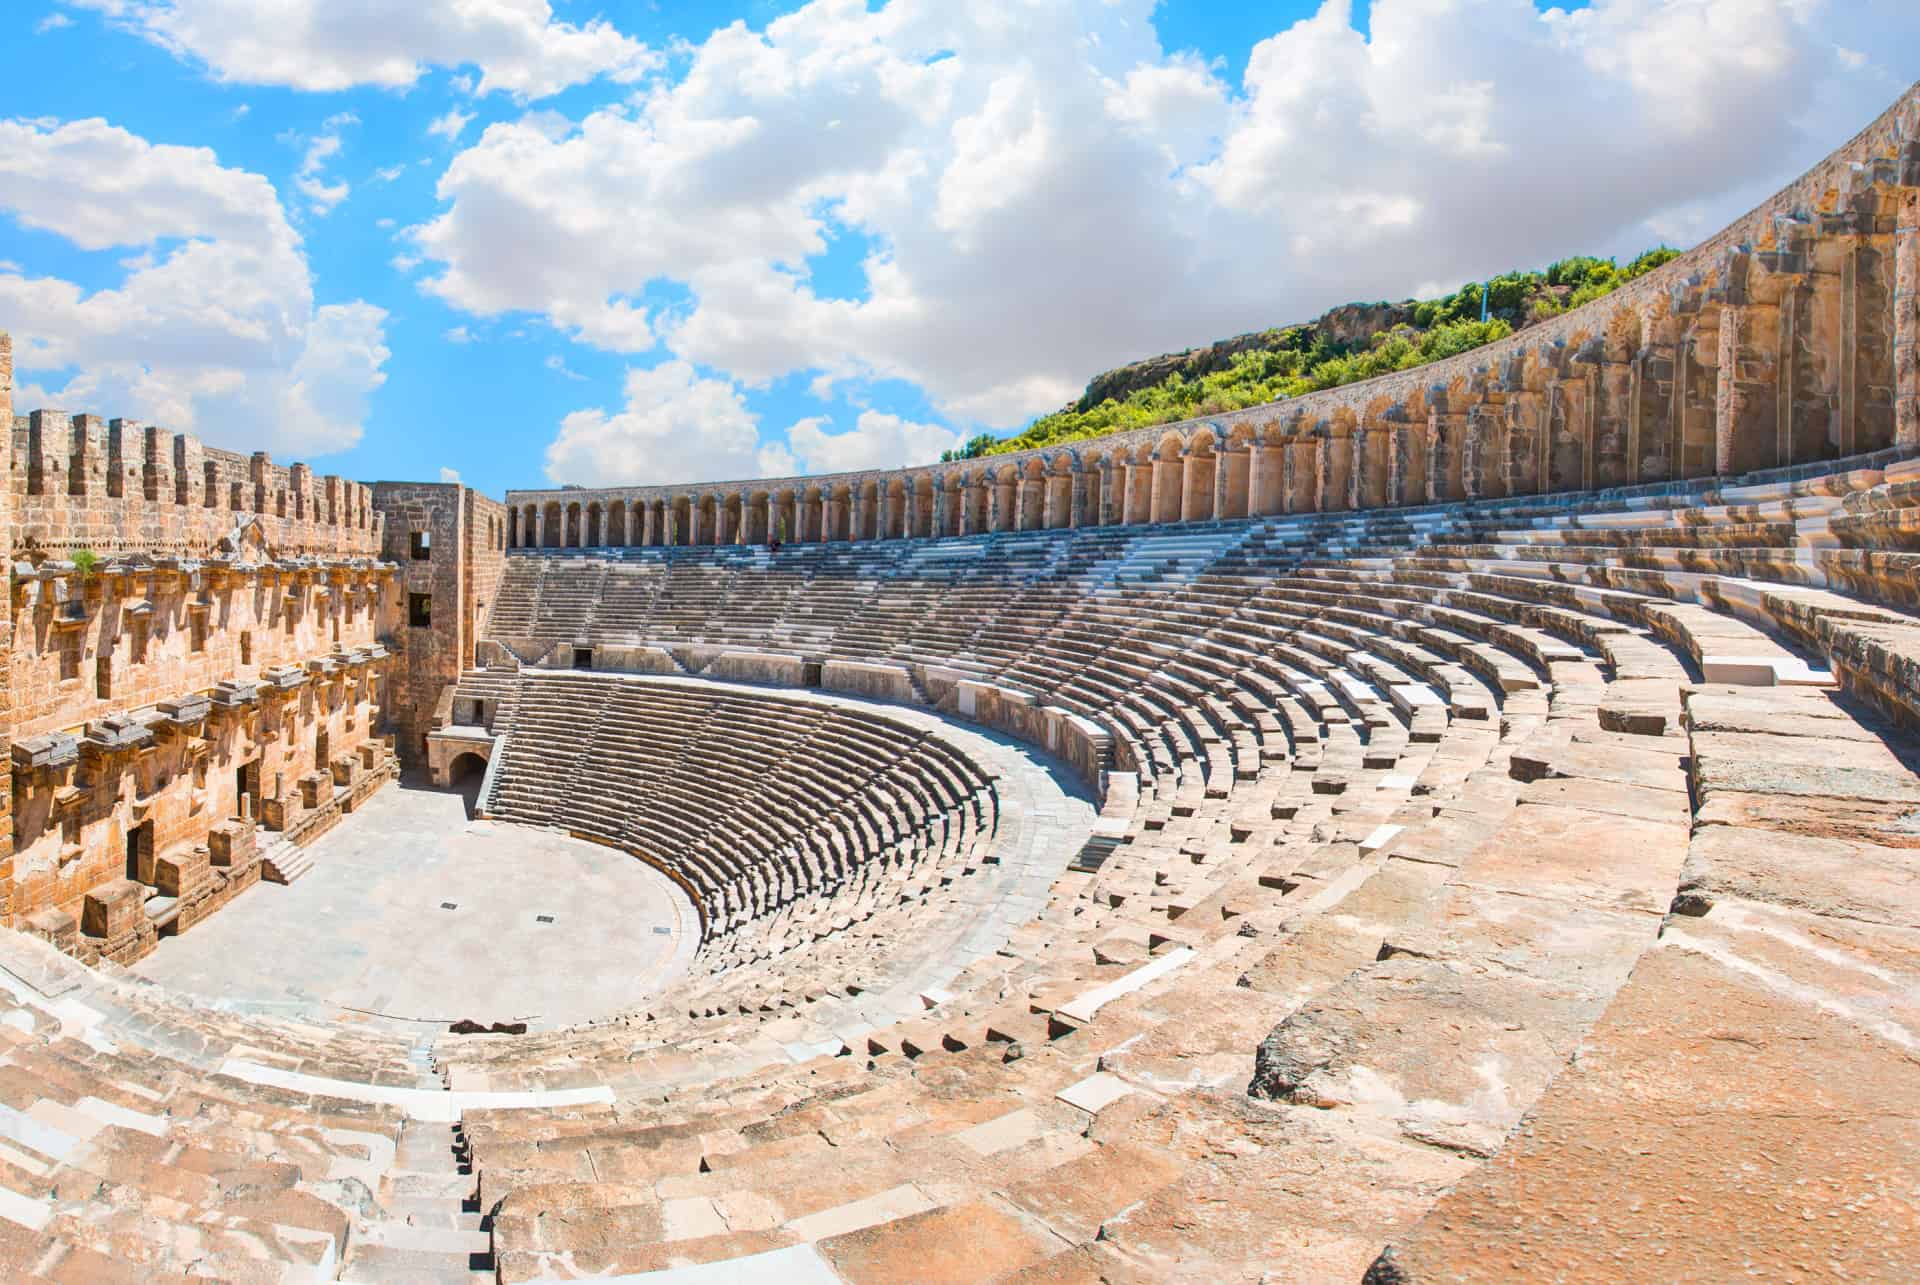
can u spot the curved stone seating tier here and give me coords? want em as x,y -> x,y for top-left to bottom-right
454,671 -> 1098,1057
426,445 -> 1920,1281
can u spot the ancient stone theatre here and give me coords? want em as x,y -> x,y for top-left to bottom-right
0,64 -> 1916,1285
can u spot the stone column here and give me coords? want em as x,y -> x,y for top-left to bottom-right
1319,436 -> 1351,512
1249,443 -> 1282,515
1285,441 -> 1316,513
534,506 -> 547,548
1068,470 -> 1088,528
1153,456 -> 1183,524
1427,401 -> 1467,503
1898,195 -> 1920,448
1715,300 -> 1780,475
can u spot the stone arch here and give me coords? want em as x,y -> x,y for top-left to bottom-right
542,501 -> 563,549
606,500 -> 627,547
1017,457 -> 1046,531
847,480 -> 873,541
1182,427 -> 1218,523
1079,448 -> 1109,526
1224,421 -> 1258,518
586,501 -> 603,547
801,486 -> 825,542
985,463 -> 1015,533
883,475 -> 909,540
1042,452 -> 1074,529
720,493 -> 743,546
670,495 -> 692,547
695,494 -> 719,546
1147,434 -> 1182,524
911,475 -> 936,539
744,491 -> 771,545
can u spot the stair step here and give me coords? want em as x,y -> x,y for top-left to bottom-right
338,1244 -> 494,1284
260,843 -> 314,885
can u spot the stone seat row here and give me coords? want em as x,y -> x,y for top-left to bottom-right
432,445 -> 1920,1279
472,674 -> 1005,962
0,933 -> 457,1281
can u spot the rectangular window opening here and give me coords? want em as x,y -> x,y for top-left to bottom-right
410,529 -> 431,560
409,593 -> 432,628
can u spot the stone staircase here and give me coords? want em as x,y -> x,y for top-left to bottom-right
340,1121 -> 493,1283
260,838 -> 315,885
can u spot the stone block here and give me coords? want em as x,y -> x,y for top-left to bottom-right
207,818 -> 256,867
330,753 -> 360,787
82,879 -> 144,941
261,793 -> 299,832
155,847 -> 210,900
24,907 -> 77,954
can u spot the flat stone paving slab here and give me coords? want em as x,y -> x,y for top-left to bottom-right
130,781 -> 697,1031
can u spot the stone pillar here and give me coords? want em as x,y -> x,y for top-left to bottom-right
534,506 -> 547,548
1249,443 -> 1282,516
1898,196 -> 1920,448
1715,300 -> 1780,475
1152,456 -> 1183,524
1284,441 -> 1316,513
1068,469 -> 1088,528
1426,403 -> 1466,504
850,488 -> 870,542
1388,419 -> 1426,508
1318,437 -> 1351,513
994,476 -> 1017,532
876,483 -> 896,541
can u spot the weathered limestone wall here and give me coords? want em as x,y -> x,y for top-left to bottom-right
10,411 -> 382,559
373,482 -> 508,766
7,550 -> 399,938
0,336 -> 408,961
505,84 -> 1920,549
10,654 -> 393,954
465,488 -> 510,673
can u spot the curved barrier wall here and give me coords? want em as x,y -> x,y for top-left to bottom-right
506,84 -> 1920,553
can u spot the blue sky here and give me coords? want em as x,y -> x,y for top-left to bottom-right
2,1 -> 1914,499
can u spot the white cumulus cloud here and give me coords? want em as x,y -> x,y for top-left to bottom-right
65,0 -> 658,98
428,108 -> 475,142
544,360 -> 769,486
780,410 -> 962,476
0,117 -> 387,458
408,0 -> 1920,447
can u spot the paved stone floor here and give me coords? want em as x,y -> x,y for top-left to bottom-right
131,779 -> 698,1031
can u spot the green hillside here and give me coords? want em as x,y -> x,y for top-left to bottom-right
945,247 -> 1680,462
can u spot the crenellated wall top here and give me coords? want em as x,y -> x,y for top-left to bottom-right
507,82 -> 1920,512
8,405 -> 384,559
